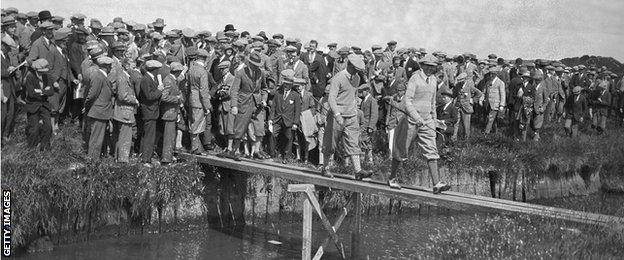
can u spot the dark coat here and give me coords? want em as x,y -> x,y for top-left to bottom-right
360,95 -> 379,131
138,72 -> 162,120
564,94 -> 588,121
85,69 -> 114,120
300,51 -> 327,97
230,67 -> 267,114
270,88 -> 301,127
23,70 -> 54,113
160,74 -> 183,121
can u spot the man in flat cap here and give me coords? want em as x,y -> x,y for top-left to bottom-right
85,56 -> 115,158
187,49 -> 215,155
483,66 -> 506,134
563,86 -> 587,137
18,12 -> 38,51
384,40 -> 397,62
357,83 -> 378,164
87,19 -> 102,42
369,48 -> 390,97
332,46 -> 350,77
48,28 -> 78,133
268,69 -> 302,162
300,40 -> 327,98
23,58 -> 55,150
452,72 -> 482,140
321,54 -> 372,180
284,45 -> 310,91
1,31 -> 20,143
138,60 -> 163,166
388,54 -> 450,193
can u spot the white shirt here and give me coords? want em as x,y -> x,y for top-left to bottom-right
146,71 -> 155,81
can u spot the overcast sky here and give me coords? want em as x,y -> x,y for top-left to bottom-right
5,0 -> 624,61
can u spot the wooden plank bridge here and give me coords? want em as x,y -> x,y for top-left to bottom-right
181,153 -> 624,259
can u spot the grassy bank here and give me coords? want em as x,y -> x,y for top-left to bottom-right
1,117 -> 203,247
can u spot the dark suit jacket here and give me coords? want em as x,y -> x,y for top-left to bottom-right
230,67 -> 267,114
23,71 -> 54,113
68,42 -> 86,78
138,73 -> 162,120
270,88 -> 301,127
85,69 -> 114,120
564,94 -> 587,121
48,44 -> 73,83
300,51 -> 327,97
360,95 -> 379,131
436,101 -> 459,134
1,54 -> 15,99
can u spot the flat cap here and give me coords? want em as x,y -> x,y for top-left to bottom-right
294,78 -> 307,85
89,47 -> 105,58
217,60 -> 231,69
112,41 -> 127,50
373,49 -> 383,55
16,13 -> 27,20
251,41 -> 264,49
233,39 -> 247,47
555,67 -> 564,72
99,26 -> 116,36
196,30 -> 211,37
5,7 -> 18,14
182,28 -> 196,38
267,39 -> 280,47
357,83 -> 370,92
251,35 -> 264,42
371,44 -> 382,50
151,32 -> 163,40
272,33 -> 284,39
455,72 -> 468,82
170,62 -> 184,72
545,65 -> 555,70
284,45 -> 298,52
71,13 -> 86,20
51,16 -> 64,23
89,19 -> 103,29
387,40 -> 397,46
419,48 -> 427,54
351,46 -> 361,51
165,30 -> 178,38
280,69 -> 295,83
572,86 -> 582,94
39,21 -> 55,29
337,46 -> 350,54
96,56 -> 114,65
145,59 -> 163,69
327,42 -> 337,48
133,23 -> 146,31
125,20 -> 137,28
418,54 -> 438,66
285,37 -> 296,43
75,26 -> 89,35
206,36 -> 217,42
53,28 -> 71,41
347,54 -> 365,71
197,48 -> 209,57
26,12 -> 38,18
32,58 -> 50,72
1,17 -> 16,26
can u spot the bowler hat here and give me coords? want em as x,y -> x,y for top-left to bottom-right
38,10 -> 52,21
224,24 -> 235,32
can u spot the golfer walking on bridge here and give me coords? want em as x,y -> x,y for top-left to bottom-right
387,54 -> 450,193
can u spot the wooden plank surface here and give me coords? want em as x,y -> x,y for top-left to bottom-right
181,153 -> 624,226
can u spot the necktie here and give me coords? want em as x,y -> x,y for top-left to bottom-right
284,90 -> 288,100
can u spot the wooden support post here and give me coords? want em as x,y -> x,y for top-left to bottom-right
313,207 -> 347,260
302,197 -> 313,260
351,192 -> 362,260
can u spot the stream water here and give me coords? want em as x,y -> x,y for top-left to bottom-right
16,193 -> 624,260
